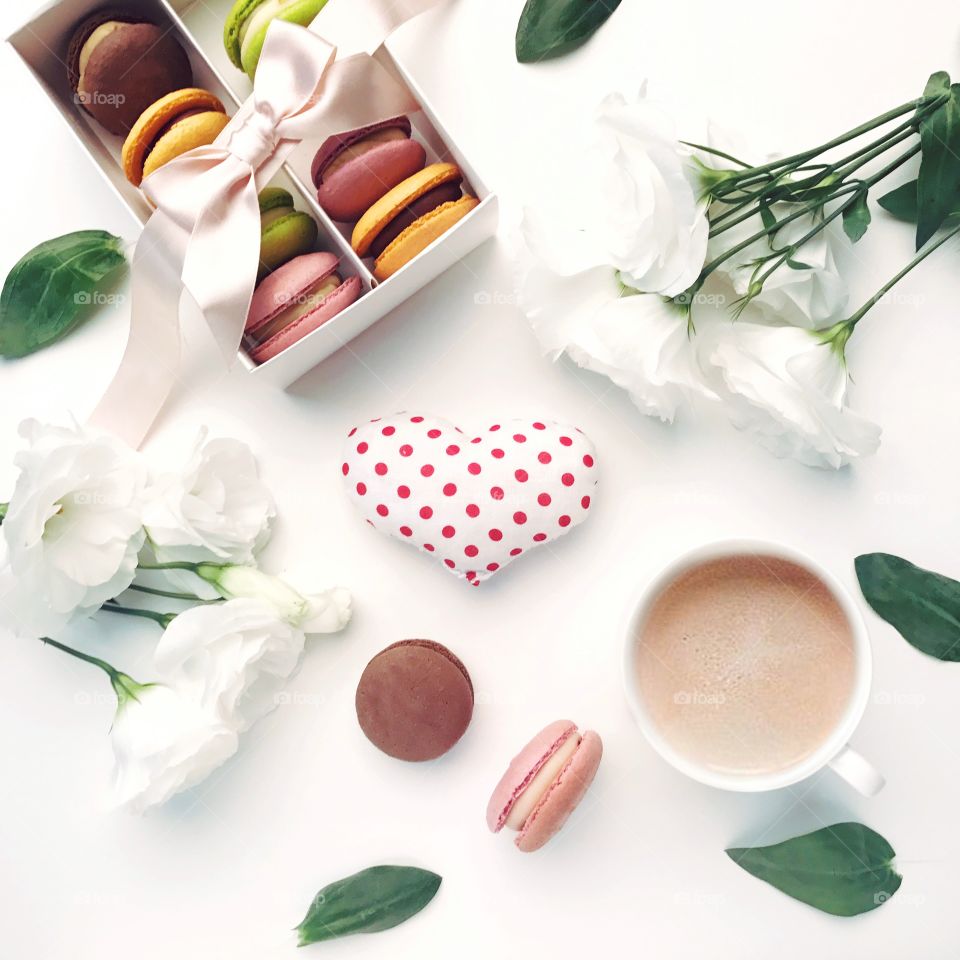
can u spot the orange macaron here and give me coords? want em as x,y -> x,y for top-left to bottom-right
121,88 -> 230,186
351,162 -> 479,281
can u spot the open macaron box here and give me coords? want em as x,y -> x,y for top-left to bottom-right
7,0 -> 498,387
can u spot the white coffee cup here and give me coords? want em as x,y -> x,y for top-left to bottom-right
622,538 -> 884,796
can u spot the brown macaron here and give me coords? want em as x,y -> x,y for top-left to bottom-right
355,640 -> 474,762
67,9 -> 193,135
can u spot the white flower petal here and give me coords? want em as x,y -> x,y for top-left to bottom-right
143,430 -> 275,566
705,322 -> 880,468
0,421 -> 147,639
110,684 -> 238,814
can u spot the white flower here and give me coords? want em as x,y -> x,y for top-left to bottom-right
154,599 -> 305,733
707,205 -> 849,329
0,420 -> 146,638
703,321 -> 880,468
592,90 -> 710,296
143,430 -> 275,565
194,563 -> 352,635
522,214 -> 716,421
110,679 -> 238,814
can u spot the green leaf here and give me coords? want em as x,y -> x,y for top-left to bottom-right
855,552 -> 960,660
916,72 -> 960,249
727,822 -> 901,917
842,190 -> 872,242
0,230 -> 126,359
878,179 -> 919,223
759,202 -> 777,234
295,865 -> 441,945
516,0 -> 622,63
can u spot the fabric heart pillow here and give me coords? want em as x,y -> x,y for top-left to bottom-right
342,414 -> 598,585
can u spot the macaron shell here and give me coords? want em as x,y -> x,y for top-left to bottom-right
122,88 -> 226,184
239,0 -> 328,79
516,730 -> 603,853
248,275 -> 361,363
352,162 -> 462,256
310,115 -> 413,185
247,250 -> 340,333
222,0 -> 263,68
354,638 -> 474,762
258,211 -> 319,281
317,139 -> 427,222
373,197 -> 479,281
66,9 -> 138,90
76,23 -> 193,135
486,720 -> 577,833
143,112 -> 231,181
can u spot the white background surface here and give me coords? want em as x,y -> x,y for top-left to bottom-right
2,0 -> 959,956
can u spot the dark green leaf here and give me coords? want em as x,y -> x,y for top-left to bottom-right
516,0 -> 622,63
786,257 -> 814,271
296,865 -> 441,945
916,72 -> 960,249
855,552 -> 960,660
727,822 -> 901,917
759,202 -> 777,234
0,230 -> 126,359
878,180 -> 919,223
842,190 -> 872,242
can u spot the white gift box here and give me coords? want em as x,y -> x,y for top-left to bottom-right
7,0 -> 498,386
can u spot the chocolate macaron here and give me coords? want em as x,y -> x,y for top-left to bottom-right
67,10 -> 193,135
355,640 -> 474,762
351,163 -> 480,281
311,116 -> 427,222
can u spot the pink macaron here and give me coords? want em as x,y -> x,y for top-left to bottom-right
244,252 -> 362,364
486,719 -> 603,853
311,116 -> 427,222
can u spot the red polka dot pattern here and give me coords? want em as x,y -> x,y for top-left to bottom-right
343,414 -> 598,584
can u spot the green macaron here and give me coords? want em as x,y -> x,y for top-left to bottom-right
258,187 -> 318,282
223,0 -> 329,80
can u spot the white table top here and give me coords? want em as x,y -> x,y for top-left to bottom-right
2,0 -> 958,956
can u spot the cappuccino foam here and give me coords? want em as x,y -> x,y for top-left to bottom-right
635,554 -> 856,776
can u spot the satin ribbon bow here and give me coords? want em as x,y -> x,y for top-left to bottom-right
90,0 -> 443,448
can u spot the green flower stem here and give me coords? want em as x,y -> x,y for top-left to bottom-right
845,219 -> 960,331
136,560 -> 201,572
713,95 -> 943,192
42,636 -> 119,677
42,636 -> 150,707
702,143 -> 920,282
752,144 -> 922,289
0,502 -> 7,524
101,602 -> 175,629
127,583 -> 216,603
710,128 -> 918,239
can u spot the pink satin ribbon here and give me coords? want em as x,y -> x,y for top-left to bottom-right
89,0 -> 444,448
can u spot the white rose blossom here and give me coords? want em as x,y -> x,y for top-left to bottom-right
0,420 -> 147,638
522,209 -> 716,422
143,430 -> 275,565
702,321 -> 880,468
592,90 -> 710,296
110,678 -> 239,814
154,599 -> 305,734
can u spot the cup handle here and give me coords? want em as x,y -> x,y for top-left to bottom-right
827,744 -> 885,796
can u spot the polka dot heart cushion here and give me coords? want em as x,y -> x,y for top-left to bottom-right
342,414 -> 598,585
